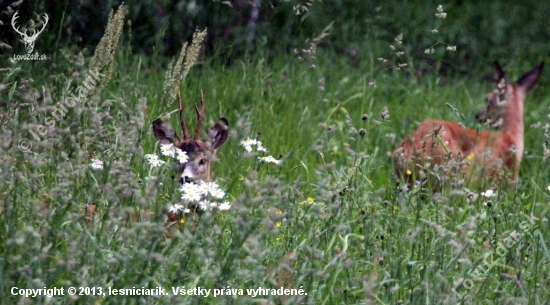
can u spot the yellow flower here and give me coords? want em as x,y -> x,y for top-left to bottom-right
406,169 -> 412,175
467,153 -> 474,161
307,197 -> 314,204
180,218 -> 185,224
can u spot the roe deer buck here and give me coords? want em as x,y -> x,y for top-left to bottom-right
393,61 -> 544,190
85,91 -> 228,227
152,91 -> 229,186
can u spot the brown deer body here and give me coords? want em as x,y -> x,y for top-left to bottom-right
393,62 -> 544,189
86,92 -> 228,229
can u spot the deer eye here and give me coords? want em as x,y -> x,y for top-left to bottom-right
199,158 -> 207,166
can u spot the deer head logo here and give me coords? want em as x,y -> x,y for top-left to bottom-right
11,11 -> 48,54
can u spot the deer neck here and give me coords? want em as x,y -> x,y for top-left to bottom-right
501,88 -> 525,164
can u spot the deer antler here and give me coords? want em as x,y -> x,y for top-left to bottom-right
11,11 -> 25,37
177,91 -> 205,140
11,12 -> 48,38
194,90 -> 205,140
35,13 -> 49,37
178,92 -> 190,140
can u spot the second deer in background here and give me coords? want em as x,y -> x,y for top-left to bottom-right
393,62 -> 544,190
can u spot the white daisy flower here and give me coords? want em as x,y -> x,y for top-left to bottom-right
180,182 -> 199,194
182,190 -> 201,202
89,159 -> 104,170
207,181 -> 221,190
145,154 -> 156,160
196,181 -> 210,195
175,149 -> 189,164
150,159 -> 165,167
146,154 -> 166,167
197,181 -> 221,196
168,204 -> 184,213
218,202 -> 231,210
241,138 -> 258,147
160,143 -> 176,157
197,201 -> 208,211
270,157 -> 281,165
480,190 -> 495,198
258,155 -> 281,165
241,138 -> 269,153
210,188 -> 225,199
183,208 -> 191,214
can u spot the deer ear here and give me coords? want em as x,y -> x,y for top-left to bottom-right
494,61 -> 506,84
208,118 -> 229,150
152,119 -> 181,144
516,62 -> 544,93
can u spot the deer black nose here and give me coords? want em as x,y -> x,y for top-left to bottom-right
179,177 -> 194,185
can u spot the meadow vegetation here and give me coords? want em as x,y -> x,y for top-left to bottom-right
1,1 -> 550,304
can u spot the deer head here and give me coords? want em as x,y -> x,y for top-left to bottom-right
153,91 -> 228,185
11,11 -> 49,54
476,61 -> 544,129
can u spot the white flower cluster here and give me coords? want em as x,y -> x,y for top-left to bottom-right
258,155 -> 280,165
241,138 -> 281,165
174,180 -> 231,212
241,138 -> 267,153
480,189 -> 495,197
159,143 -> 189,164
144,143 -> 189,168
446,45 -> 456,52
425,5 -> 456,55
89,159 -> 104,170
144,154 -> 166,167
435,5 -> 447,19
144,143 -> 232,212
